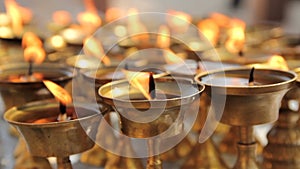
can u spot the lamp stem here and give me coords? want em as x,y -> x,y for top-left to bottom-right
57,156 -> 73,169
147,139 -> 162,169
233,126 -> 259,169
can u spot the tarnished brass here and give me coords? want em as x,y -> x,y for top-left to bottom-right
4,99 -> 110,169
263,109 -> 300,169
182,138 -> 228,169
0,63 -> 74,111
182,92 -> 228,168
263,68 -> 300,168
99,77 -> 204,169
196,67 -> 296,169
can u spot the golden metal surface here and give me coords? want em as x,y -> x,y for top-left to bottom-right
4,99 -> 110,169
99,77 -> 204,169
196,67 -> 296,169
0,63 -> 74,111
182,138 -> 228,169
263,69 -> 300,169
196,68 -> 296,126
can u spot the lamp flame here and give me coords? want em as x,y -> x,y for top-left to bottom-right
127,8 -> 149,45
77,11 -> 102,29
248,55 -> 289,71
52,10 -> 72,26
83,37 -> 111,66
4,0 -> 23,36
43,80 -> 72,105
267,55 -> 289,70
24,46 -> 46,64
167,10 -> 192,33
22,32 -> 42,48
210,13 -> 231,28
156,25 -> 170,49
105,7 -> 123,22
163,49 -> 183,64
225,18 -> 246,54
123,70 -> 153,100
197,18 -> 219,46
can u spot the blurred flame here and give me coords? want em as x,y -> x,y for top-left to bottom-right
77,11 -> 102,28
167,10 -> 192,33
24,46 -> 46,64
4,0 -> 23,36
22,32 -> 42,48
248,55 -> 289,71
210,12 -> 231,28
127,8 -> 149,44
267,55 -> 289,70
163,49 -> 183,64
197,19 -> 219,46
123,70 -> 152,100
83,37 -> 111,66
52,10 -> 72,26
43,80 -> 72,105
106,7 -> 123,22
156,25 -> 170,49
225,19 -> 246,54
18,5 -> 32,24
83,0 -> 97,14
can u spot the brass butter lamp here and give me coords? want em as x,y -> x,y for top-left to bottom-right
99,76 -> 204,169
4,99 -> 110,169
196,67 -> 296,169
263,68 -> 300,168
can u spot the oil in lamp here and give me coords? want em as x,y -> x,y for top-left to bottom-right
263,68 -> 300,169
99,74 -> 204,169
4,81 -> 110,169
196,67 -> 296,169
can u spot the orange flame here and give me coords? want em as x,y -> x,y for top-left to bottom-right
156,25 -> 170,49
210,12 -> 231,28
248,55 -> 289,71
123,70 -> 152,100
197,18 -> 219,46
24,46 -> 46,64
77,11 -> 102,29
18,5 -> 32,25
127,8 -> 149,45
83,0 -> 98,14
163,49 -> 183,64
4,0 -> 23,36
43,80 -> 72,105
105,7 -> 123,22
83,37 -> 111,66
267,55 -> 289,70
22,32 -> 43,48
52,10 -> 72,26
225,18 -> 246,54
167,10 -> 192,33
